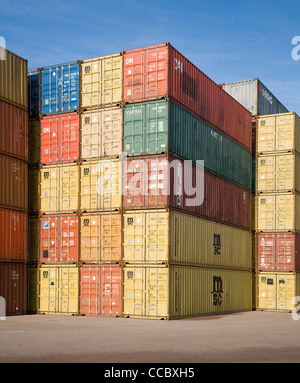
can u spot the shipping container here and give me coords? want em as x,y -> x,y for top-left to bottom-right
0,262 -> 27,315
257,232 -> 300,272
38,265 -> 79,315
123,43 -> 252,150
40,163 -> 79,214
123,265 -> 252,319
221,79 -> 289,116
123,99 -> 251,190
257,272 -> 300,312
40,214 -> 79,263
80,264 -> 122,316
123,209 -> 251,269
252,116 -> 257,155
81,212 -> 122,263
81,107 -> 123,160
28,119 -> 40,164
27,265 -> 38,313
256,192 -> 300,232
0,100 -> 28,160
0,154 -> 28,211
41,61 -> 79,115
256,152 -> 300,193
28,216 -> 39,263
40,112 -> 80,164
123,154 -> 251,230
0,48 -> 28,110
0,209 -> 27,262
256,112 -> 300,154
80,159 -> 121,212
28,166 -> 40,214
252,157 -> 256,193
28,69 -> 40,119
81,53 -> 122,109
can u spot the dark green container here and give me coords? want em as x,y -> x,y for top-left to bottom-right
123,99 -> 251,190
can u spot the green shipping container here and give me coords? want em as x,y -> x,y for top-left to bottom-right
123,99 -> 251,190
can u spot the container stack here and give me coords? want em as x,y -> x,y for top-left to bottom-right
221,78 -> 290,310
78,53 -> 123,317
121,43 -> 253,319
0,48 -> 28,315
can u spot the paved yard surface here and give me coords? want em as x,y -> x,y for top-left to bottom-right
0,311 -> 299,363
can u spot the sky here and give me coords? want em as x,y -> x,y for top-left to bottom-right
1,0 -> 300,114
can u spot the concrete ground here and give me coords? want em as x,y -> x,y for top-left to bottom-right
0,310 -> 300,363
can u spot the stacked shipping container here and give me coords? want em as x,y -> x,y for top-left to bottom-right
0,48 -> 28,315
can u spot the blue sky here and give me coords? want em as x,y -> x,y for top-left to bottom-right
1,0 -> 300,113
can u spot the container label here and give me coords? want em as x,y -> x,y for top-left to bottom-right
43,221 -> 50,229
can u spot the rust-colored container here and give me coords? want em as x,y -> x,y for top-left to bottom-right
0,262 -> 27,315
0,100 -> 28,160
80,264 -> 122,317
39,214 -> 79,263
123,42 -> 252,150
252,116 -> 257,155
0,209 -> 27,262
257,232 -> 300,272
123,154 -> 251,230
40,112 -> 80,164
0,154 -> 28,211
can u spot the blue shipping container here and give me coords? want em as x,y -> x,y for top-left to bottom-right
41,61 -> 79,115
28,69 -> 40,118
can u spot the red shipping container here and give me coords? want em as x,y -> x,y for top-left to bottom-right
257,232 -> 300,272
0,262 -> 27,315
0,100 -> 28,160
40,112 -> 79,164
122,154 -> 251,230
80,264 -> 122,317
40,214 -> 79,263
252,116 -> 257,155
0,209 -> 27,262
123,43 -> 252,151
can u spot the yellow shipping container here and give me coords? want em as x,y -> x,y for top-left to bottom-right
123,265 -> 252,319
40,163 -> 79,214
257,272 -> 300,312
28,119 -> 40,165
81,107 -> 122,159
123,209 -> 252,270
256,192 -> 300,232
257,112 -> 300,154
28,216 -> 39,263
80,159 -> 121,212
81,53 -> 123,109
39,265 -> 79,315
0,48 -> 28,109
29,167 -> 40,214
257,152 -> 300,193
80,212 -> 122,263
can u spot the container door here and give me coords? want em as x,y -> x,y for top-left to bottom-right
277,274 -> 295,312
258,273 -> 276,310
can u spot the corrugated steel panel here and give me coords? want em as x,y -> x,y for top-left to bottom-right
28,167 -> 40,214
28,69 -> 40,119
257,152 -> 300,193
123,99 -> 251,190
0,154 -> 28,211
123,209 -> 251,269
0,100 -> 28,160
40,163 -> 79,214
80,264 -> 122,316
0,262 -> 27,315
81,53 -> 122,109
80,212 -> 122,263
28,216 -> 39,263
80,159 -> 121,212
39,265 -> 79,315
81,107 -> 122,160
27,265 -> 38,314
40,112 -> 80,164
257,112 -> 300,154
28,119 -> 40,165
221,78 -> 289,116
257,232 -> 300,272
256,192 -> 300,232
0,209 -> 27,262
40,214 -> 79,263
0,49 -> 28,110
41,61 -> 79,115
123,265 -> 252,319
123,43 -> 252,151
257,272 -> 300,312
